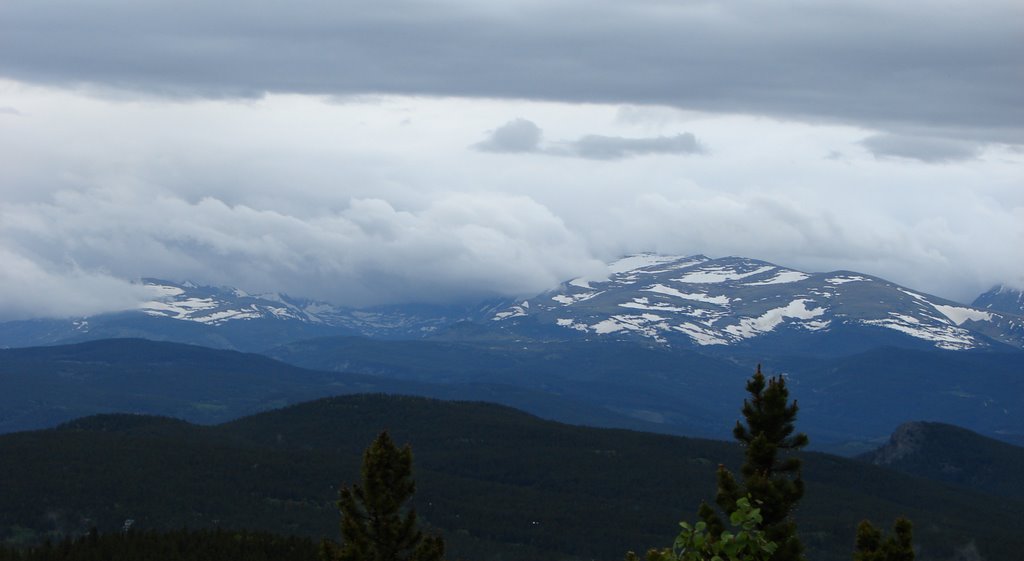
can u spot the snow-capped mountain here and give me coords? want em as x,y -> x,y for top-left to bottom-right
489,254 -> 1024,351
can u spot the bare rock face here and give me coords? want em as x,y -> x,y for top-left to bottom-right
867,421 -> 927,465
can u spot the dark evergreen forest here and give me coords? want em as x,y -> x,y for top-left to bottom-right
1,394 -> 1021,561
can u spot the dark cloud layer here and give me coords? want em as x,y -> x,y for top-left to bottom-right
1,0 -> 1021,143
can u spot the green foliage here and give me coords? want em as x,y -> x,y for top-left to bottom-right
701,366 -> 808,561
854,518 -> 913,561
324,431 -> 444,561
629,496 -> 777,561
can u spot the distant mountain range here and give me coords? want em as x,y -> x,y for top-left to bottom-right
1,254 -> 1020,354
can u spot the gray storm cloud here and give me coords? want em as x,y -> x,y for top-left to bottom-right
860,134 -> 984,163
476,120 -> 705,160
555,133 -> 705,160
475,119 -> 543,153
1,0 -> 1021,144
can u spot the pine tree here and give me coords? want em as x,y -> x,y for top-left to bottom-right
854,518 -> 914,561
699,365 -> 809,561
325,431 -> 445,561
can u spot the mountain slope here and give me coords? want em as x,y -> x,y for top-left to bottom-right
859,421 -> 1024,499
0,395 -> 1020,561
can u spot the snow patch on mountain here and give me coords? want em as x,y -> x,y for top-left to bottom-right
552,291 -> 602,305
674,265 -> 775,284
826,276 -> 868,284
556,318 -> 588,332
608,254 -> 698,274
619,297 -> 690,313
591,314 -> 669,342
142,297 -> 218,318
493,301 -> 530,320
148,285 -> 185,298
194,307 -> 263,324
568,278 -> 593,289
863,313 -> 979,350
746,270 -> 810,286
644,284 -> 730,305
723,299 -> 826,339
673,323 -> 729,345
932,305 -> 993,326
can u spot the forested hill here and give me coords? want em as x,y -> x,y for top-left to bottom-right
1,394 -> 1020,561
860,421 -> 1024,499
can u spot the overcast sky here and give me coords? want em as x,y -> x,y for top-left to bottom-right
1,0 -> 1022,318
